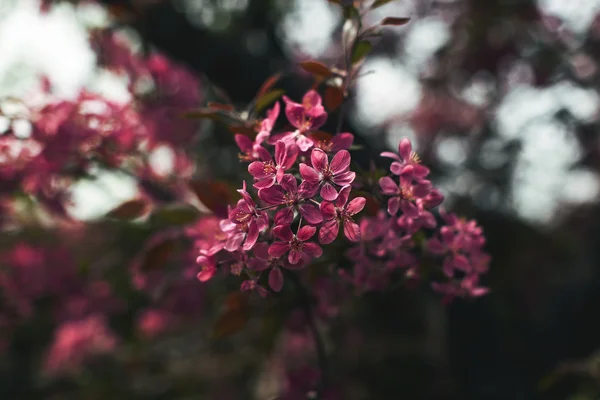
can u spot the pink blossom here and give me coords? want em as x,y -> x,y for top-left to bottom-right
44,315 -> 117,375
268,225 -> 323,265
258,174 -> 322,225
235,134 -> 271,162
225,181 -> 269,250
269,91 -> 328,151
300,148 -> 355,201
249,242 -> 304,292
240,279 -> 269,297
381,138 -> 429,178
311,132 -> 354,153
248,140 -> 299,189
379,175 -> 432,217
319,186 -> 366,244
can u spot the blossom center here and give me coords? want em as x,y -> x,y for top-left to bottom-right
290,237 -> 304,253
263,160 -> 276,175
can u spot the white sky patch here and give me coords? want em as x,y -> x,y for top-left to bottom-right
436,136 -> 467,166
354,57 -> 421,129
278,0 -> 340,58
402,17 -> 450,72
149,145 -> 176,178
537,0 -> 600,34
68,171 -> 139,221
0,1 -> 96,100
512,119 -> 582,223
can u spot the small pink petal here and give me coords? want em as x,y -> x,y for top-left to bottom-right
299,163 -> 319,183
343,221 -> 361,242
320,201 -> 336,220
269,267 -> 284,292
303,242 -> 323,258
398,138 -> 412,160
310,148 -> 328,172
330,150 -> 351,174
388,197 -> 400,215
269,242 -> 290,258
273,224 -> 294,241
379,176 -> 399,195
320,183 -> 338,201
319,219 -> 339,244
297,225 -> 317,241
346,197 -> 366,215
299,204 -> 323,224
332,171 -> 355,186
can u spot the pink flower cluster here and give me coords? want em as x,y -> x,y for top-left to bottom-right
194,92 -> 490,303
0,28 -> 201,216
428,211 -> 490,303
195,91 -> 365,293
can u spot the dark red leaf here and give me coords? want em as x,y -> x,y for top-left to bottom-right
324,86 -> 345,112
106,199 -> 149,220
207,102 -> 235,112
300,61 -> 333,78
381,17 -> 411,26
189,181 -> 237,218
256,73 -> 282,99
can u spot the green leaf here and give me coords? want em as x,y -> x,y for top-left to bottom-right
255,89 -> 285,114
151,204 -> 201,226
371,0 -> 397,9
351,40 -> 372,64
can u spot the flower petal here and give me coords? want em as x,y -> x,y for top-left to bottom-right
289,249 -> 302,264
318,219 -> 339,244
343,221 -> 361,242
280,173 -> 298,194
242,221 -> 259,251
330,150 -> 351,174
299,204 -> 323,224
269,242 -> 290,258
273,224 -> 294,241
332,171 -> 355,186
310,148 -> 328,172
299,163 -> 319,183
303,242 -> 323,258
331,132 -> 354,152
320,201 -> 336,220
388,197 -> 400,215
258,186 -> 285,205
379,176 -> 398,195
320,182 -> 338,201
297,225 -> 317,241
398,138 -> 412,160
335,185 -> 351,208
269,267 -> 284,292
346,197 -> 366,215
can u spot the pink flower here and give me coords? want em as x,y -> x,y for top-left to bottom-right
269,91 -> 328,152
258,174 -> 322,225
196,250 -> 218,282
255,101 -> 280,142
235,134 -> 271,162
379,175 -> 432,217
44,315 -> 117,376
248,242 -> 304,292
311,132 -> 354,153
268,225 -> 323,265
226,181 -> 269,251
240,279 -> 269,297
248,140 -> 299,189
381,137 -> 429,178
319,186 -> 366,244
300,148 -> 355,201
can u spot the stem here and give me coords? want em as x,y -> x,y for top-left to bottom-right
287,272 -> 328,398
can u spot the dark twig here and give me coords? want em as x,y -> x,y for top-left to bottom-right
287,271 -> 328,398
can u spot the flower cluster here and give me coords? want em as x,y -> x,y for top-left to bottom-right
194,93 -> 490,303
195,91 -> 365,294
0,28 -> 201,217
427,210 -> 490,303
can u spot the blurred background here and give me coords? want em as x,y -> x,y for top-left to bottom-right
1,0 -> 600,398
